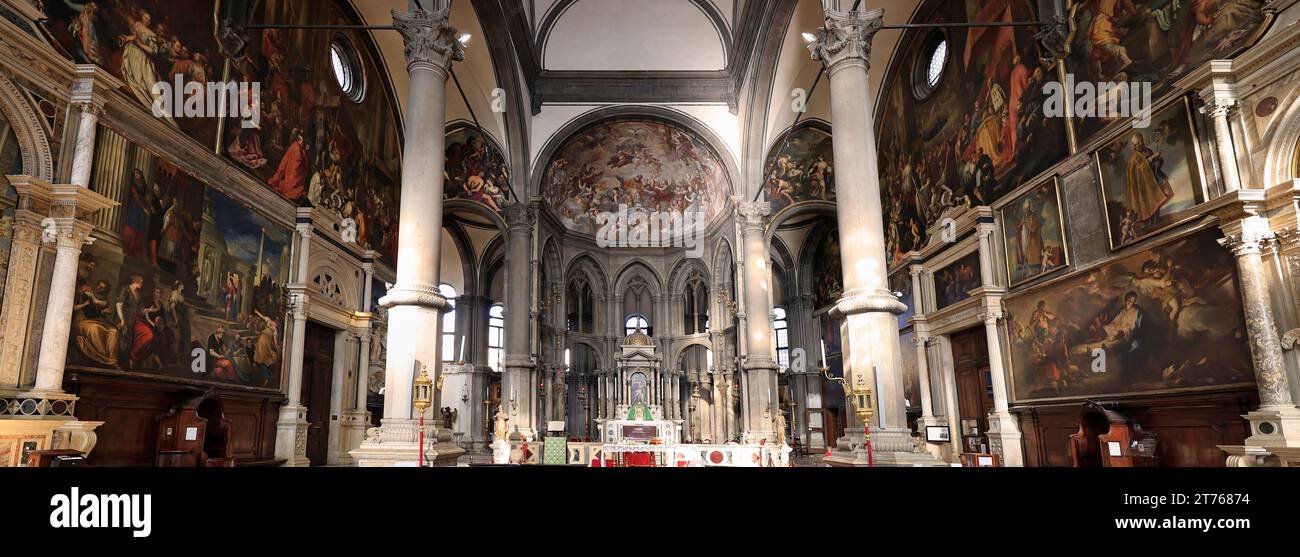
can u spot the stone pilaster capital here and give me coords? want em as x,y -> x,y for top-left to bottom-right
391,5 -> 464,75
809,7 -> 884,71
502,201 -> 536,230
1218,230 -> 1273,257
1199,96 -> 1238,120
736,200 -> 770,231
978,308 -> 1004,325
42,218 -> 96,249
378,282 -> 450,311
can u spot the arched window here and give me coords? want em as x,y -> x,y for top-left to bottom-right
625,314 -> 651,337
773,306 -> 790,370
488,303 -> 505,372
439,284 -> 458,362
683,278 -> 709,335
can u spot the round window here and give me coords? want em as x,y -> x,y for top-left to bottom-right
329,37 -> 365,103
912,31 -> 948,100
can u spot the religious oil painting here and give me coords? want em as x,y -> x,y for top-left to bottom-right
890,269 -> 914,329
812,228 -> 842,310
444,126 -> 512,213
899,330 -> 921,411
40,0 -> 223,145
877,0 -> 1069,270
999,177 -> 1067,286
222,0 -> 403,263
1003,228 -> 1253,402
1095,98 -> 1204,250
934,251 -> 982,310
67,127 -> 291,389
1064,0 -> 1272,143
540,119 -> 729,235
763,125 -> 835,216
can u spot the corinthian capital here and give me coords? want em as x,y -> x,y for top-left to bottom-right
391,5 -> 464,74
809,7 -> 884,70
1218,231 -> 1272,257
1199,97 -> 1238,120
736,201 -> 770,231
503,201 -> 535,229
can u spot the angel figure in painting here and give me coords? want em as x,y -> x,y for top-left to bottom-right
117,8 -> 173,124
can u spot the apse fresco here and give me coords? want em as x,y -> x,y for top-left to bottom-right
445,126 -> 511,213
877,0 -> 1068,269
68,130 -> 290,388
540,119 -> 729,235
225,0 -> 402,264
1004,228 -> 1252,401
1096,99 -> 1204,249
934,251 -> 981,310
763,126 -> 834,215
812,228 -> 842,310
1065,0 -> 1271,143
41,0 -> 223,144
1000,178 -> 1067,286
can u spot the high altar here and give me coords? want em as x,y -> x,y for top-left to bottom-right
596,330 -> 683,446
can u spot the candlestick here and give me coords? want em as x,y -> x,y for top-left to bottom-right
820,339 -> 827,366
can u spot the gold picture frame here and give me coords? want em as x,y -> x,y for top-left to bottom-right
999,176 -> 1069,288
1093,96 -> 1208,251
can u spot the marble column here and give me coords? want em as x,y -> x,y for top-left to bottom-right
1219,222 -> 1300,455
275,220 -> 311,467
502,203 -> 537,439
352,4 -> 465,467
1201,97 -> 1242,192
977,226 -> 1023,466
737,201 -> 778,441
31,184 -> 115,399
326,329 -> 348,464
809,5 -> 909,463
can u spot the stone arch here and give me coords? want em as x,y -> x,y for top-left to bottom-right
1261,85 -> 1300,186
0,74 -> 54,180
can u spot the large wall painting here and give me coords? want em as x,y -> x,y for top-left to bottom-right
68,128 -> 291,388
1096,98 -> 1205,250
41,0 -> 223,145
41,0 -> 405,265
1000,177 -> 1067,286
1064,0 -> 1271,143
444,126 -> 511,213
1004,228 -> 1252,402
934,250 -> 981,310
763,125 -> 834,216
540,119 -> 729,235
812,227 -> 842,310
877,0 -> 1069,270
224,0 -> 402,263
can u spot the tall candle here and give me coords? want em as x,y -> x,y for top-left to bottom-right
820,339 -> 827,366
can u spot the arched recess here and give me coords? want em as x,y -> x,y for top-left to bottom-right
770,233 -> 797,305
614,259 -> 664,336
564,252 -> 610,333
528,104 -> 740,210
711,237 -> 736,331
0,74 -> 54,180
668,256 -> 711,335
539,236 -> 563,325
537,0 -> 731,71
567,338 -> 606,373
442,220 -> 479,297
1261,84 -> 1300,186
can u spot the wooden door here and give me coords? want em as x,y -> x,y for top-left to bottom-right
300,322 -> 335,466
950,327 -> 993,453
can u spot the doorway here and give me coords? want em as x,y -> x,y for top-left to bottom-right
950,326 -> 994,454
301,321 -> 336,466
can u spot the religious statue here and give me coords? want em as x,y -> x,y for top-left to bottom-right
773,413 -> 788,446
493,406 -> 509,442
440,406 -> 458,428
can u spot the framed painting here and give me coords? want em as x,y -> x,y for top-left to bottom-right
933,250 -> 982,310
1000,177 -> 1068,287
1002,227 -> 1253,403
1094,97 -> 1206,250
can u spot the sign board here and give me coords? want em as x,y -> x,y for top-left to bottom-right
925,426 -> 950,442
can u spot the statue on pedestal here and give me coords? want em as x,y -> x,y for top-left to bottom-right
774,413 -> 787,446
493,406 -> 509,442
